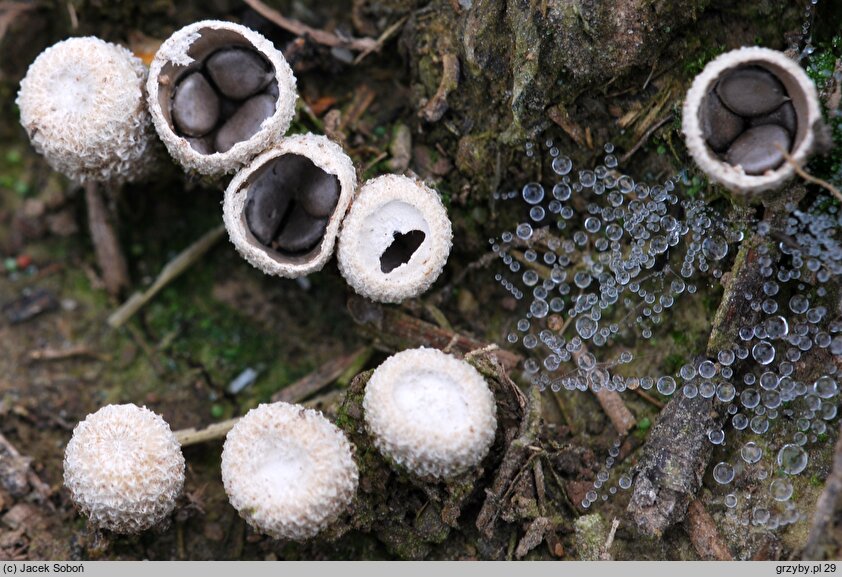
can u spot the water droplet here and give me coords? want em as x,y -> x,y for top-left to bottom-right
522,182 -> 544,204
657,376 -> 676,396
552,156 -> 572,176
702,236 -> 729,261
752,341 -> 776,365
770,478 -> 793,501
814,376 -> 838,399
777,444 -> 808,475
741,441 -> 762,464
713,462 -> 735,484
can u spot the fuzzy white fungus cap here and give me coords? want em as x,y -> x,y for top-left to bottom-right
221,402 -> 358,541
147,20 -> 297,175
17,37 -> 156,184
337,174 -> 453,303
223,133 -> 357,278
682,46 -> 822,196
63,404 -> 185,534
363,348 -> 497,478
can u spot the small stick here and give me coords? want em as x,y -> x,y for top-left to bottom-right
28,345 -> 106,362
778,145 -> 842,204
271,347 -> 370,403
599,518 -> 621,560
419,52 -> 460,123
685,499 -> 733,560
0,432 -> 52,503
620,114 -> 673,164
570,345 -> 636,435
353,15 -> 409,65
176,349 -> 371,446
84,181 -> 129,298
108,225 -> 225,328
630,387 -> 665,409
350,296 -> 523,371
594,387 -> 636,435
175,419 -> 238,447
242,0 -> 377,53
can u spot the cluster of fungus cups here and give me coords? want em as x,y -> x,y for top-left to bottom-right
683,47 -> 822,195
63,404 -> 185,534
224,148 -> 453,300
16,36 -> 156,184
147,20 -> 296,175
363,348 -> 497,478
145,22 -> 453,299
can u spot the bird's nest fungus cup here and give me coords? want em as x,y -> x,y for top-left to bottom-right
338,174 -> 453,303
17,37 -> 156,184
223,133 -> 357,278
363,348 -> 497,479
147,20 -> 297,175
63,404 -> 185,534
683,47 -> 822,197
221,402 -> 359,541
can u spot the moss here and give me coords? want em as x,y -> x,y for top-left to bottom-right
804,36 -> 842,187
573,513 -> 606,560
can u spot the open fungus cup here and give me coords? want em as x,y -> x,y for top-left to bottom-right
223,133 -> 356,278
682,47 -> 822,197
338,174 -> 453,303
147,20 -> 297,175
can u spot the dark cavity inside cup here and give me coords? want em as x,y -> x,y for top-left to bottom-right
700,64 -> 805,176
243,154 -> 340,258
380,230 -> 426,273
158,28 -> 280,155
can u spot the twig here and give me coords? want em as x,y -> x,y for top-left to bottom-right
0,2 -> 34,43
778,144 -> 842,203
593,388 -> 636,435
175,419 -> 239,447
599,518 -> 621,560
685,499 -> 733,560
349,296 -> 523,371
176,349 -> 371,446
620,114 -> 673,164
0,432 -> 52,503
353,15 -> 409,65
627,200 -> 798,537
84,181 -> 129,297
803,423 -> 842,559
477,385 -> 542,538
242,0 -> 377,53
28,345 -> 106,363
108,225 -> 225,328
630,387 -> 665,409
571,345 -> 635,435
271,347 -> 370,403
419,52 -> 460,123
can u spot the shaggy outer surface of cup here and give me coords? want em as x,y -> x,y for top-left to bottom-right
17,37 -> 156,184
682,46 -> 821,196
221,402 -> 359,541
363,347 -> 497,479
337,174 -> 453,303
63,404 -> 185,534
223,133 -> 357,278
147,20 -> 297,175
